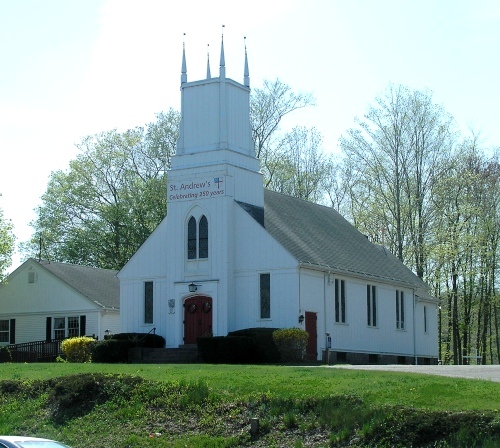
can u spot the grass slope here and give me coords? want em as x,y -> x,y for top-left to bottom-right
1,364 -> 499,447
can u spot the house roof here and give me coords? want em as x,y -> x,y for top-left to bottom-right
239,190 -> 429,291
34,259 -> 120,309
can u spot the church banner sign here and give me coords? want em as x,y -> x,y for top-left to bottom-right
168,176 -> 225,202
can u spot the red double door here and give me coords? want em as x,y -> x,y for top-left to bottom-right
183,296 -> 213,344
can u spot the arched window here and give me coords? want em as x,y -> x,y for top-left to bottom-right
187,215 -> 209,260
188,216 -> 197,259
199,215 -> 208,259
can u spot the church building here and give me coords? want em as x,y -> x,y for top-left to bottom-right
118,37 -> 438,364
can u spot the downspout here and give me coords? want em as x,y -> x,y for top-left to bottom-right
413,289 -> 417,365
298,266 -> 302,325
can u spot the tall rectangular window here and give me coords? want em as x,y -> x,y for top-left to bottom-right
144,281 -> 154,324
396,290 -> 405,330
260,273 -> 270,319
198,215 -> 208,258
0,319 -> 9,342
54,317 -> 66,340
424,306 -> 428,333
187,217 -> 197,259
367,284 -> 377,327
334,279 -> 346,323
67,316 -> 80,338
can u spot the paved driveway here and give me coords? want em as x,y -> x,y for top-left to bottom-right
329,364 -> 500,382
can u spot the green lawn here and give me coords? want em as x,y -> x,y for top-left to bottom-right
1,363 -> 499,411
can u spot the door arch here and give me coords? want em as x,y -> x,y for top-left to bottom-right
183,296 -> 213,344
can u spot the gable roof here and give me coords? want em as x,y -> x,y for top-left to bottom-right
33,259 -> 119,309
239,190 -> 428,291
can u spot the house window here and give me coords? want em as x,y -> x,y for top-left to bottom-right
367,284 -> 377,327
54,318 -> 66,340
396,290 -> 405,330
187,215 -> 209,259
68,317 -> 80,338
28,271 -> 35,283
334,279 -> 346,323
260,273 -> 270,319
144,281 -> 154,324
0,320 -> 9,343
53,317 -> 80,340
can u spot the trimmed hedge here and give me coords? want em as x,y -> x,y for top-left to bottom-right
197,336 -> 255,363
228,327 -> 281,363
91,333 -> 165,363
198,328 -> 281,364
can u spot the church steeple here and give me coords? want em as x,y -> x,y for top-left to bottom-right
206,44 -> 211,79
181,34 -> 187,84
175,30 -> 255,161
244,37 -> 250,88
219,25 -> 226,79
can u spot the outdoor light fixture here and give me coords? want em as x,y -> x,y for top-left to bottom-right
188,282 -> 198,293
298,314 -> 304,324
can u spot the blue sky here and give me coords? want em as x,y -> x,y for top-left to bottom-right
1,0 -> 499,271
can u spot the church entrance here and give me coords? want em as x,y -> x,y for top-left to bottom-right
183,296 -> 213,344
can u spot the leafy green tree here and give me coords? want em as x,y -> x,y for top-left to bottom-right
340,84 -> 455,277
0,207 -> 15,281
250,79 -> 316,190
265,126 -> 330,202
24,110 -> 179,269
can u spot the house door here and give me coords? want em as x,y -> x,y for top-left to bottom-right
184,296 -> 213,344
305,311 -> 317,360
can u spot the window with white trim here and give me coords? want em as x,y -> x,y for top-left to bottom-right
0,319 -> 9,343
54,317 -> 66,340
334,279 -> 346,323
68,316 -> 80,338
367,284 -> 377,327
260,273 -> 270,319
144,281 -> 154,324
396,290 -> 405,330
187,215 -> 209,259
53,317 -> 80,340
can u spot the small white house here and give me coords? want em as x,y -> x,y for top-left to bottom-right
0,258 -> 119,345
118,38 -> 438,364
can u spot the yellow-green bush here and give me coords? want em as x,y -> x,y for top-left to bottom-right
61,336 -> 95,363
272,328 -> 309,362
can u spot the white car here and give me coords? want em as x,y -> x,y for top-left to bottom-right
0,436 -> 70,448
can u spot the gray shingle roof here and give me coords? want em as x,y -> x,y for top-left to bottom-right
240,190 -> 429,290
35,259 -> 119,309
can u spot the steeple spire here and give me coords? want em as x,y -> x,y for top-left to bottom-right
219,25 -> 225,78
206,44 -> 211,79
243,36 -> 250,88
181,33 -> 187,84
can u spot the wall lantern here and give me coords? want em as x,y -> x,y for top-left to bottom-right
188,282 -> 198,293
298,314 -> 304,325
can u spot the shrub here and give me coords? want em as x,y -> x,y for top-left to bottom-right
107,332 -> 165,348
228,327 -> 281,362
61,336 -> 95,363
0,346 -> 12,362
197,336 -> 255,363
272,328 -> 308,362
91,333 -> 165,363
